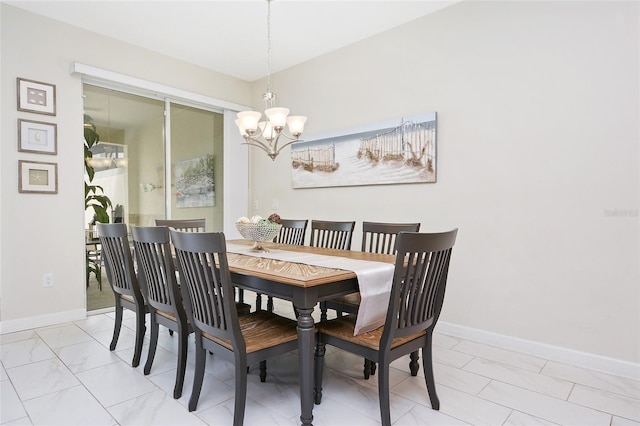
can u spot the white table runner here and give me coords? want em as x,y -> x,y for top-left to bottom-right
227,244 -> 395,335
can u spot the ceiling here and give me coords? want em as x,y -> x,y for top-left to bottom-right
7,0 -> 459,82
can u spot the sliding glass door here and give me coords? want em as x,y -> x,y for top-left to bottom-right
169,103 -> 222,230
83,85 -> 223,230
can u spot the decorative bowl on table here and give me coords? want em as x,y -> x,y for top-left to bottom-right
235,216 -> 282,253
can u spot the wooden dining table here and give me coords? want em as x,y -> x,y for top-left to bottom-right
226,239 -> 394,426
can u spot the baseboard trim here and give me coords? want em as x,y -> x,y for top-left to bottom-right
0,309 -> 86,334
88,307 -> 114,316
436,321 -> 640,380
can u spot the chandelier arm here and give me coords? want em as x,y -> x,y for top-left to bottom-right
273,139 -> 299,155
242,137 -> 273,153
273,129 -> 299,142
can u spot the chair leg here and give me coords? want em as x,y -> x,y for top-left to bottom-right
234,354 -> 248,426
174,326 -> 188,399
266,296 -> 274,313
168,329 -> 174,336
96,264 -> 102,291
188,338 -> 206,412
144,314 -> 159,375
364,358 -> 377,378
423,332 -> 440,410
313,336 -> 325,405
364,358 -> 372,380
377,358 -> 392,426
110,300 -> 123,351
259,360 -> 267,382
132,308 -> 146,368
255,293 -> 263,311
409,350 -> 420,376
320,301 -> 328,322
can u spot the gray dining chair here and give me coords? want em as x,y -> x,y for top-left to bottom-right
156,218 -> 250,316
274,218 -> 308,245
97,223 -> 147,367
309,220 -> 355,250
320,221 -> 421,378
256,219 -> 309,312
155,218 -> 206,232
314,229 -> 458,426
169,229 -> 300,424
131,225 -> 192,399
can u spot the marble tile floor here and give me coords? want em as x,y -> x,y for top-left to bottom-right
2,295 -> 639,426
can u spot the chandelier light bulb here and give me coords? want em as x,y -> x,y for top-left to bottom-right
234,119 -> 248,137
265,107 -> 289,129
286,116 -> 307,137
237,111 -> 262,133
258,121 -> 276,141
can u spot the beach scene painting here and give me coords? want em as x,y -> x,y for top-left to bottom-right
175,154 -> 215,207
291,113 -> 436,189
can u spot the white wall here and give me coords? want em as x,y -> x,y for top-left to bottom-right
249,1 -> 640,365
0,4 -> 251,329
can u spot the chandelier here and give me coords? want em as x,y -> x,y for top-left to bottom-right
235,0 -> 307,160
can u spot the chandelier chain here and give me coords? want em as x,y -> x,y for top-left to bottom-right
266,0 -> 272,95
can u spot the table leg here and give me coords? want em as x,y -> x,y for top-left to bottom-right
296,306 -> 315,426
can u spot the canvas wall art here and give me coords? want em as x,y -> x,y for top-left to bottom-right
175,154 -> 215,208
291,113 -> 436,189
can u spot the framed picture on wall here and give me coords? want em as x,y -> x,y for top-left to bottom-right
18,160 -> 58,194
18,119 -> 57,155
291,112 -> 437,189
17,77 -> 56,116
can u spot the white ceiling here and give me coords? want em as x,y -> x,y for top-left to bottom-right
7,0 -> 459,82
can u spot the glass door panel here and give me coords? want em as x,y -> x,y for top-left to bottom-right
83,85 -> 166,228
170,103 -> 223,231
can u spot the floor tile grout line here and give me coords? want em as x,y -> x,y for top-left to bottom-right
474,379 -> 628,426
565,382 -> 640,424
499,409 -> 516,426
432,355 -> 578,403
572,381 -> 640,401
538,364 -> 640,401
3,365 -> 35,425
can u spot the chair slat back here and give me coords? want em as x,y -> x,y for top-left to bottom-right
155,219 -> 205,232
382,230 -> 457,345
361,222 -> 421,254
275,219 -> 308,245
310,220 -> 355,250
97,223 -> 142,301
131,226 -> 183,317
169,230 -> 242,346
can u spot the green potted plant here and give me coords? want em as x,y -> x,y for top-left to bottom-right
84,114 -> 112,288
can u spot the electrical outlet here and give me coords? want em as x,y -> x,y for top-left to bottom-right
271,199 -> 279,210
253,200 -> 259,210
43,273 -> 54,288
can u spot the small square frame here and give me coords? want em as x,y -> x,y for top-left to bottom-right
17,77 -> 56,116
18,160 -> 58,194
18,119 -> 57,155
